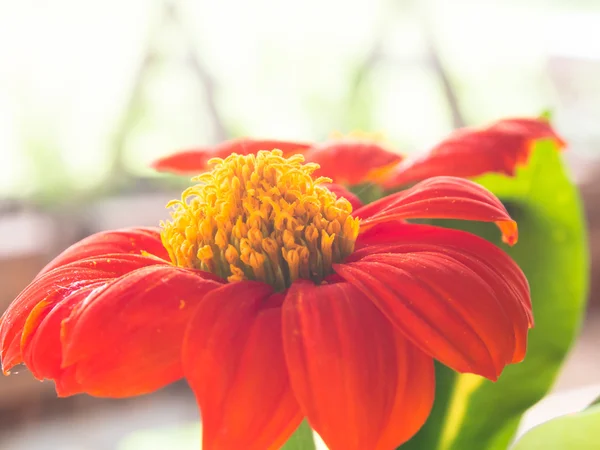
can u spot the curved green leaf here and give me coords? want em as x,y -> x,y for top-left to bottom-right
433,141 -> 589,449
512,404 -> 600,450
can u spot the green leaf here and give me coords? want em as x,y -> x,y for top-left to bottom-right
511,404 -> 600,450
350,182 -> 385,205
407,141 -> 589,450
539,109 -> 553,121
281,420 -> 317,450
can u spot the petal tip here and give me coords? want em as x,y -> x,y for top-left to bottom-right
1,341 -> 21,374
2,364 -> 12,376
499,220 -> 518,246
149,149 -> 209,176
149,155 -> 175,172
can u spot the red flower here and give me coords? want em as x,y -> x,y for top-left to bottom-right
384,117 -> 566,188
0,150 -> 531,450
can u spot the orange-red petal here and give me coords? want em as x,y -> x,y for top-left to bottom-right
375,340 -> 435,450
38,227 -> 169,276
385,117 -> 565,188
282,281 -> 435,450
183,281 -> 302,450
0,253 -> 165,373
336,224 -> 532,380
151,138 -> 312,175
356,176 -> 518,245
353,222 -> 532,325
305,140 -> 403,185
58,265 -> 220,397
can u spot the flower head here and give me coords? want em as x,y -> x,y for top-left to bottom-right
1,150 -> 532,450
161,150 -> 359,289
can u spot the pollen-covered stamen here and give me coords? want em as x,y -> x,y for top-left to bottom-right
160,150 -> 360,290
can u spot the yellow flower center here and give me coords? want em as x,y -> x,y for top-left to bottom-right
160,150 -> 360,290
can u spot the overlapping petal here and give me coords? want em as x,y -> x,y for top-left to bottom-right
305,140 -> 403,185
0,253 -> 166,373
183,281 -> 302,450
353,222 -> 532,324
356,176 -> 518,245
21,282 -> 106,383
38,227 -> 169,276
282,281 -> 434,450
385,117 -> 565,188
56,265 -> 221,397
152,138 -> 312,175
335,223 -> 532,380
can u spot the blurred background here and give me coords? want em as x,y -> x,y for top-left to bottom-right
1,0 -> 600,448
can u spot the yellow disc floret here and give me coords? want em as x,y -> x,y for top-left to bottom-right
160,149 -> 360,290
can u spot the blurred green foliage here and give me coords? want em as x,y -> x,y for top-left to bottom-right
512,403 -> 600,450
